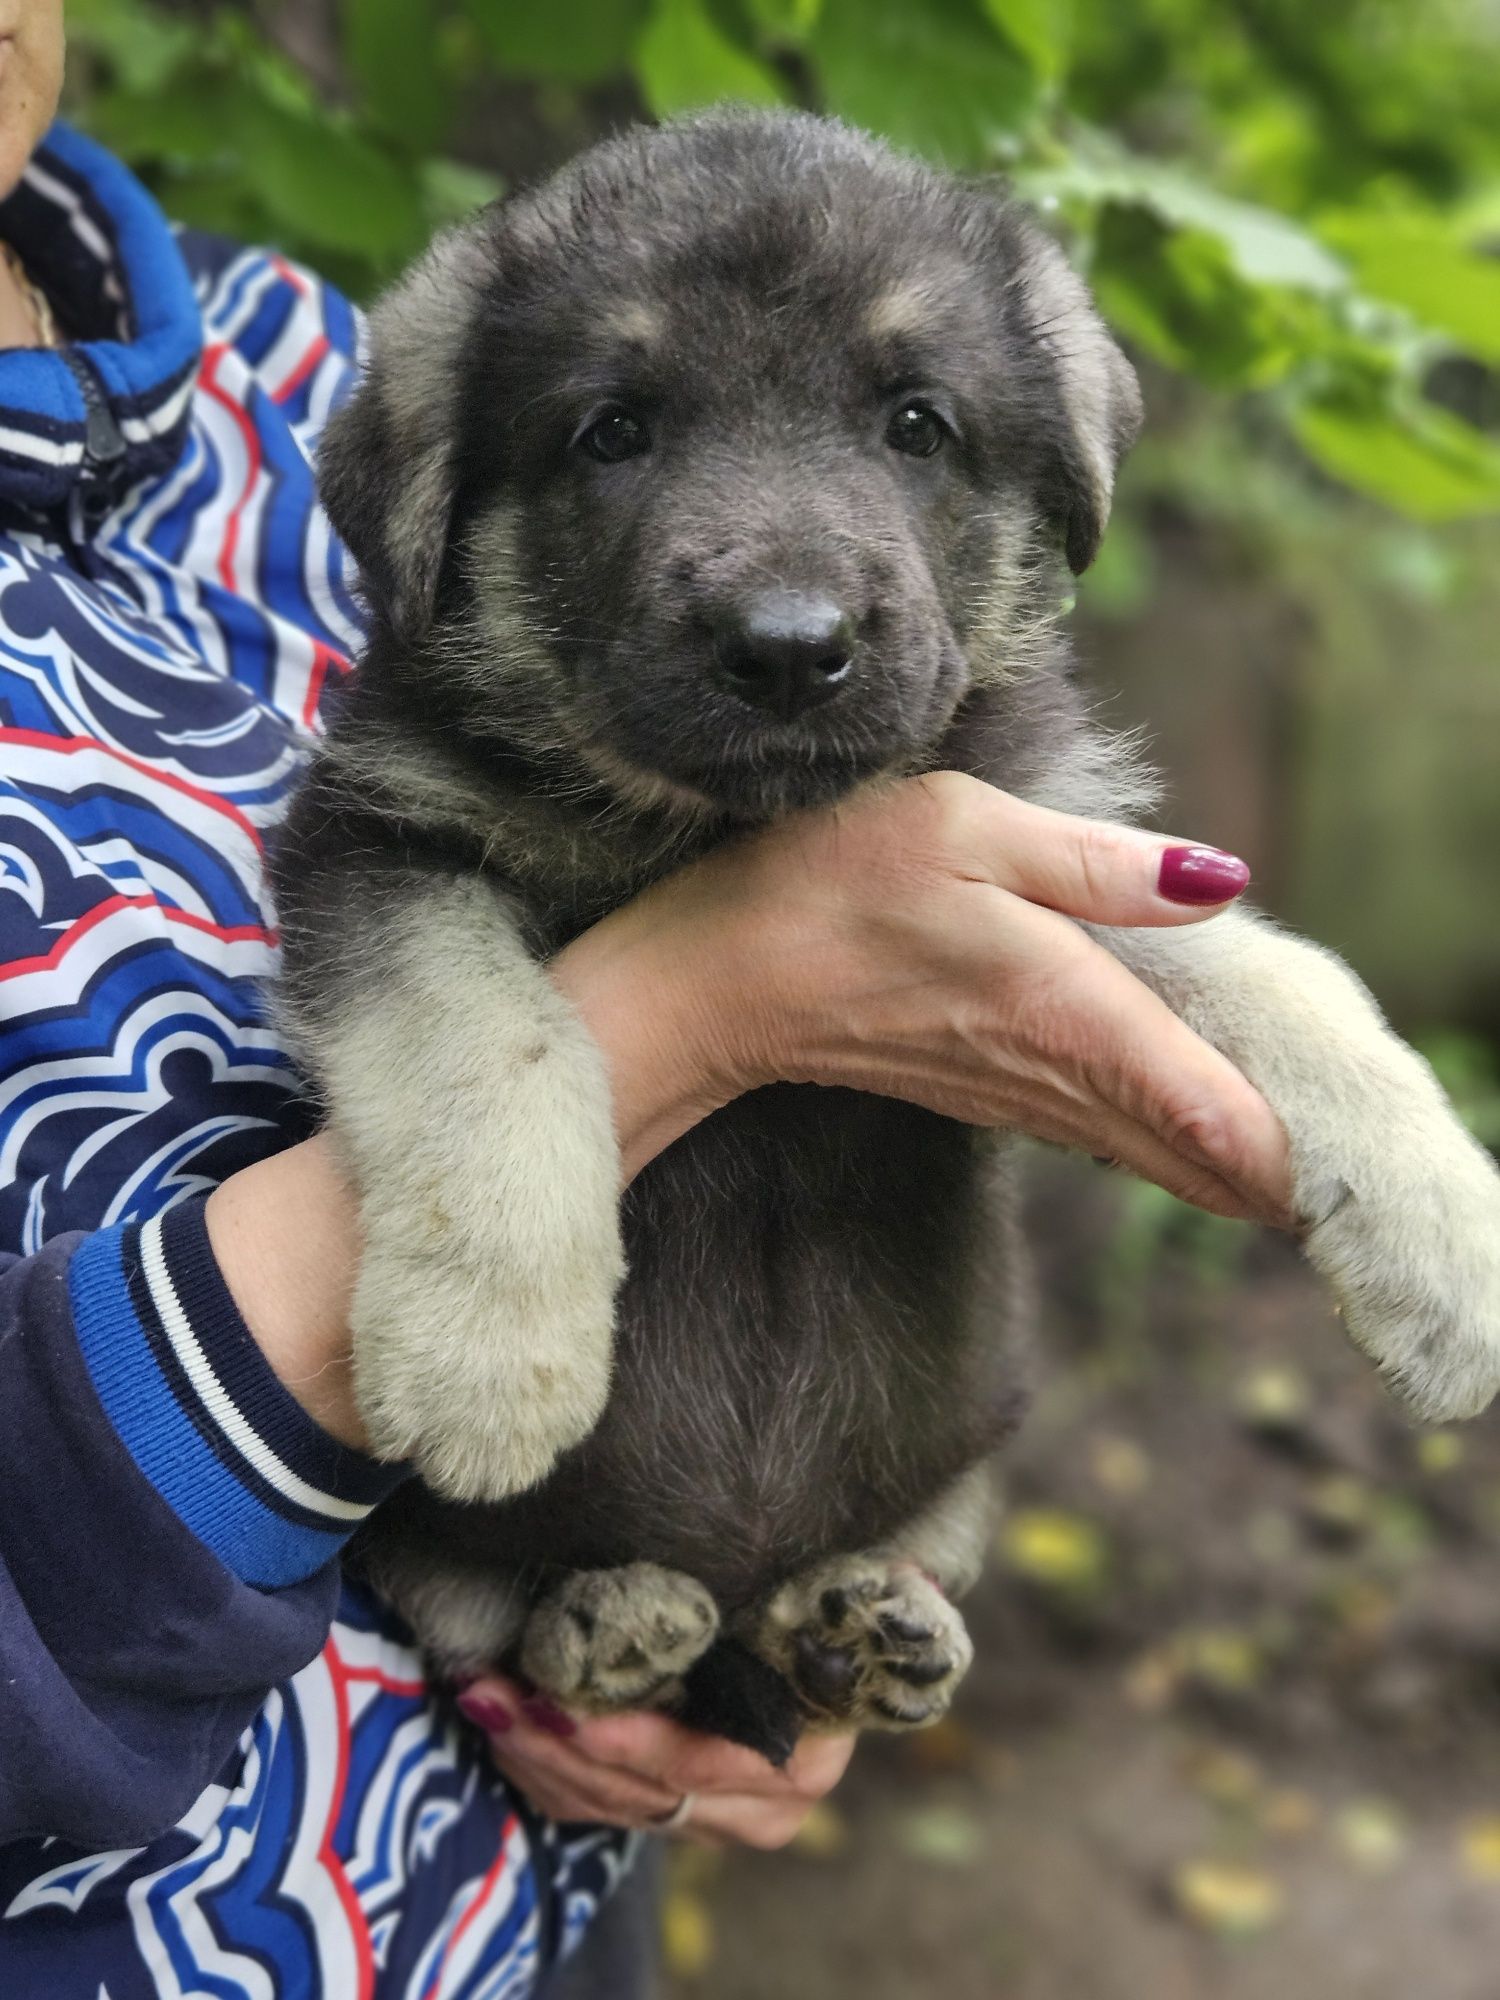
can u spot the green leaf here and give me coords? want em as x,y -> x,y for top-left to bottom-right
742,0 -> 822,43
465,0 -> 649,84
345,0 -> 452,153
1292,392 -> 1500,521
1020,141 -> 1348,294
1319,213 -> 1500,367
239,99 -> 426,265
64,0 -> 195,93
808,0 -> 1039,165
635,0 -> 785,116
420,156 -> 505,228
1088,204 -> 1306,390
981,0 -> 1070,83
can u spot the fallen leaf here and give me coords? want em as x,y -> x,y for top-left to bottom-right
790,1802 -> 849,1859
1181,1627 -> 1264,1695
1335,1799 -> 1407,1871
898,1805 -> 984,1867
1182,1744 -> 1263,1808
1123,1647 -> 1180,1713
662,1888 -> 714,1978
1001,1508 -> 1108,1593
1459,1814 -> 1500,1881
1091,1434 -> 1152,1499
903,1714 -> 979,1777
1263,1788 -> 1319,1838
1171,1860 -> 1284,1937
1304,1473 -> 1374,1545
1417,1429 -> 1464,1475
1237,1365 -> 1311,1435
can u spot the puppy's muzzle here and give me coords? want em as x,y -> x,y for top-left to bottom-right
711,588 -> 856,724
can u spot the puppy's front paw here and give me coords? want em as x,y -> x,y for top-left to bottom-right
747,1557 -> 973,1731
352,1237 -> 618,1501
1305,1129 -> 1500,1423
520,1565 -> 720,1713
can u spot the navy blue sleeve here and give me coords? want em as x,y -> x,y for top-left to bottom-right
0,1201 -> 407,1847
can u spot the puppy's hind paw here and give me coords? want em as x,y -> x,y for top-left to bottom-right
747,1557 -> 973,1731
520,1565 -> 720,1714
1305,1136 -> 1500,1424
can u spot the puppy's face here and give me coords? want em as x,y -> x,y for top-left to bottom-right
324,113 -> 1140,822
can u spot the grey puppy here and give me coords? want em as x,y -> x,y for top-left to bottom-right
273,110 -> 1500,1754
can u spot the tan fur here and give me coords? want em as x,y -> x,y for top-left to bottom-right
1099,907 -> 1500,1422
521,1564 -> 720,1713
287,876 -> 625,1501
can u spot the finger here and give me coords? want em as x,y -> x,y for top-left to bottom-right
485,1727 -> 683,1825
1054,951 -> 1293,1223
973,902 -> 1293,1223
933,777 -> 1252,927
781,1731 -> 857,1797
679,1791 -> 815,1852
570,1711 -> 793,1798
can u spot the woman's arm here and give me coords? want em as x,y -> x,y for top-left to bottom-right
0,1207 -> 403,1847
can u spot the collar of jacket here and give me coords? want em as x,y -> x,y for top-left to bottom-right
0,121 -> 202,515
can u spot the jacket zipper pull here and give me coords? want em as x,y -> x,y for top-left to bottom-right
61,349 -> 127,508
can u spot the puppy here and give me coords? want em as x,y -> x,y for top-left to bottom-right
272,110 -> 1500,1755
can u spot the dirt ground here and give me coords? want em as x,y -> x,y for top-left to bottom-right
664,1156 -> 1500,1998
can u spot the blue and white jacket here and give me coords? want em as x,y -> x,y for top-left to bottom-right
0,123 -> 630,1999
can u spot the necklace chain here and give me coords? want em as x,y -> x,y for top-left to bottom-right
0,242 -> 60,350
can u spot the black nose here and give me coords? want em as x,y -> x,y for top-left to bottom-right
712,591 -> 856,722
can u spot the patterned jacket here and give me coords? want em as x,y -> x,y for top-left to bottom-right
0,122 -> 630,1999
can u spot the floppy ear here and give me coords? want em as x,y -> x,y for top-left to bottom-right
319,224 -> 485,642
1017,230 -> 1143,576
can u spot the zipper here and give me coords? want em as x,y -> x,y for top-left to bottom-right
60,346 -> 127,510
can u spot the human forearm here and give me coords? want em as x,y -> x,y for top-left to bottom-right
206,935 -> 747,1445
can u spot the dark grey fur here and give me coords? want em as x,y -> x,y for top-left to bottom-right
273,110 -> 1152,1746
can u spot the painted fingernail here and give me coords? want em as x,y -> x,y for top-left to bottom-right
1158,845 -> 1250,905
521,1695 -> 578,1738
457,1692 -> 514,1735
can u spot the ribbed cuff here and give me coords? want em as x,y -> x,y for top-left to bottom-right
69,1198 -> 406,1588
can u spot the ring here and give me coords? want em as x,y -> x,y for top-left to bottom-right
651,1792 -> 696,1832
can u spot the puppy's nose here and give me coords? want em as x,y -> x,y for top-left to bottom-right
712,591 -> 856,722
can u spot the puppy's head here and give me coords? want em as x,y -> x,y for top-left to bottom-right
322,111 -> 1140,821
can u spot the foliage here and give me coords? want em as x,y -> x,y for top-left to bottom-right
61,0 -> 1500,516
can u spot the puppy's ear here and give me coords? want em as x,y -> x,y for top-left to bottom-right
319,225 -> 484,641
1018,231 -> 1143,576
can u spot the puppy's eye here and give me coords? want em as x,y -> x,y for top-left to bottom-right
886,400 -> 949,458
577,406 -> 652,465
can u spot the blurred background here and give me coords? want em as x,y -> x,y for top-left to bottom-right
63,2 -> 1500,1992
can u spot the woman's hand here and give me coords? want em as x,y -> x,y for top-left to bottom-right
553,772 -> 1293,1226
454,1677 -> 853,1848
209,774 -> 1292,1454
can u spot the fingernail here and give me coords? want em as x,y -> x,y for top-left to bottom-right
1158,845 -> 1250,905
457,1692 -> 514,1735
521,1695 -> 578,1738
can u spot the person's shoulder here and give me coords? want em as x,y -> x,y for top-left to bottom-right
176,227 -> 364,380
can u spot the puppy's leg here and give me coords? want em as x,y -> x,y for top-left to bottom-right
1099,907 -> 1500,1421
281,866 -> 623,1501
520,1566 -> 721,1715
360,1539 -> 534,1680
739,1467 -> 992,1731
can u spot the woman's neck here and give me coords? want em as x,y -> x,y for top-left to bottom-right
0,243 -> 47,349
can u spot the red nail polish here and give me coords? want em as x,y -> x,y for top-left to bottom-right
1158,845 -> 1250,905
458,1692 -> 514,1735
521,1695 -> 578,1738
